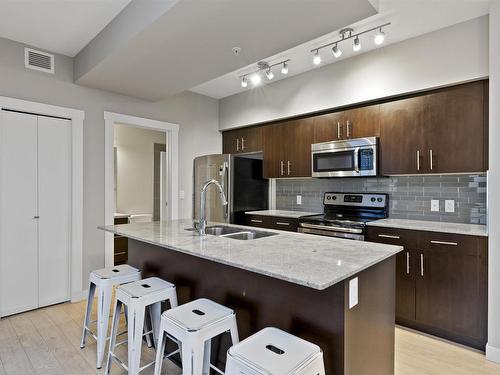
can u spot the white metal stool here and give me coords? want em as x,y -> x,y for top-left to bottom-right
105,277 -> 178,375
225,327 -> 325,375
80,264 -> 141,368
154,298 -> 239,375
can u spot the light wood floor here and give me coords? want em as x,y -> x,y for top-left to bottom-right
0,301 -> 499,375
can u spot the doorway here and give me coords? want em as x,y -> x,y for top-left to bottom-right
104,112 -> 179,267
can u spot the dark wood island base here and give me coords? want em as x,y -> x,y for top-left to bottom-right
128,239 -> 396,375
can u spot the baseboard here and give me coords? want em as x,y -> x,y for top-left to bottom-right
71,289 -> 87,303
486,343 -> 500,364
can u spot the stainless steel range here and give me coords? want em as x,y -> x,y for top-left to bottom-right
298,192 -> 388,240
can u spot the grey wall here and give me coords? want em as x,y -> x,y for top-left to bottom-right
219,16 -> 489,130
275,174 -> 487,224
0,36 -> 221,288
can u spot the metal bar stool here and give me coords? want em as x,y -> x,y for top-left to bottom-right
105,277 -> 178,375
80,264 -> 141,368
154,298 -> 239,375
225,327 -> 325,375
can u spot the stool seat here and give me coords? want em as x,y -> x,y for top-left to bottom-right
92,264 -> 139,279
120,277 -> 175,298
164,298 -> 234,331
227,328 -> 325,375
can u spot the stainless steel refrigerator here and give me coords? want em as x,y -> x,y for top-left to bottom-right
193,154 -> 268,225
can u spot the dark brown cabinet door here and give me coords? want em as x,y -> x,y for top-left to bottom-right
286,118 -> 313,178
223,127 -> 263,154
415,233 -> 487,349
343,104 -> 380,139
365,227 -> 417,323
263,122 -> 286,178
379,96 -> 426,175
312,112 -> 344,143
424,81 -> 487,173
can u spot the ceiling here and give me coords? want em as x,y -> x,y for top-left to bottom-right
191,0 -> 491,99
0,0 -> 130,57
74,0 -> 377,101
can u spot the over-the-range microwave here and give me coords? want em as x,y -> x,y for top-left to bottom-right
311,137 -> 378,178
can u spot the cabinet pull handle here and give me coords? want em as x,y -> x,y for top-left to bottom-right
236,138 -> 240,151
287,161 -> 291,175
280,161 -> 284,176
337,122 -> 342,139
251,219 -> 263,223
406,252 -> 410,274
346,120 -> 351,138
416,150 -> 420,171
430,240 -> 458,246
429,149 -> 433,170
276,222 -> 290,226
378,234 -> 400,239
420,253 -> 424,277
241,137 -> 245,150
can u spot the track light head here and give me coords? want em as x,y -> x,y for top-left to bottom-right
353,36 -> 361,52
241,76 -> 248,88
374,28 -> 385,45
313,50 -> 321,65
250,73 -> 262,85
332,44 -> 342,58
281,62 -> 288,75
266,68 -> 274,80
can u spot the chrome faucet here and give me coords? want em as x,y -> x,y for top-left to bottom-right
198,179 -> 228,236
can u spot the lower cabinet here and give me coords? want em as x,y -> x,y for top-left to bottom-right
366,227 -> 488,350
114,216 -> 129,265
246,214 -> 298,232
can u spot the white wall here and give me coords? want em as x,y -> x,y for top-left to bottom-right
114,124 -> 165,215
219,16 -> 489,129
0,36 -> 221,288
487,3 -> 500,364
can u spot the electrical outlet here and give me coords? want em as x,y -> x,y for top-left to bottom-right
431,200 -> 440,212
445,200 -> 455,213
296,195 -> 302,205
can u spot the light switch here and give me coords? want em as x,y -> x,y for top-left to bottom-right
431,200 -> 439,212
349,277 -> 358,309
445,200 -> 455,213
296,195 -> 302,205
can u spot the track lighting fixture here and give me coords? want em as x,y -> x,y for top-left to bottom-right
353,36 -> 361,52
241,76 -> 248,88
281,61 -> 288,75
332,43 -> 342,58
250,73 -> 261,85
266,68 -> 274,80
374,28 -> 385,45
313,50 -> 321,65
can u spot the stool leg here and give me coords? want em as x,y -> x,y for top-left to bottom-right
229,316 -> 239,345
96,283 -> 112,369
153,320 -> 167,375
150,301 -> 162,344
104,300 -> 122,375
80,281 -> 96,349
202,340 -> 211,375
181,340 -> 193,375
128,305 -> 146,375
191,341 -> 205,375
144,306 -> 153,348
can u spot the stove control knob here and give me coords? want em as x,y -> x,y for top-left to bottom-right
371,197 -> 376,202
326,196 -> 331,200
332,196 -> 337,200
377,197 -> 383,202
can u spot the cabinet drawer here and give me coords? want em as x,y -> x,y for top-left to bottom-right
269,217 -> 298,232
365,227 -> 416,247
246,215 -> 270,228
114,236 -> 128,253
114,251 -> 128,265
114,217 -> 129,225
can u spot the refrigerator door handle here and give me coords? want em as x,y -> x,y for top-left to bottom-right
221,162 -> 229,219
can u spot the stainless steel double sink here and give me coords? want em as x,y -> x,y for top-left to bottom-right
187,225 -> 278,240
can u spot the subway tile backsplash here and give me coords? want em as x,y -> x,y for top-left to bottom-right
275,174 -> 487,224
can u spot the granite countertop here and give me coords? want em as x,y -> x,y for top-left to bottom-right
99,220 -> 402,290
245,210 -> 320,218
367,218 -> 488,237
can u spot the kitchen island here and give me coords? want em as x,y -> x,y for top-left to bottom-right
100,220 -> 402,375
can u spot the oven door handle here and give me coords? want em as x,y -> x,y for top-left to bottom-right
353,147 -> 360,173
299,223 -> 363,234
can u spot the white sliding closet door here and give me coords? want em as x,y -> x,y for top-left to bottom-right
38,116 -> 71,307
0,111 -> 39,316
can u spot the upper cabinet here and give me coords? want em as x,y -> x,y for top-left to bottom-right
223,126 -> 263,154
263,118 -> 313,178
312,104 -> 380,144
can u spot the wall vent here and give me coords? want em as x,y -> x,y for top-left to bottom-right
24,48 -> 54,74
